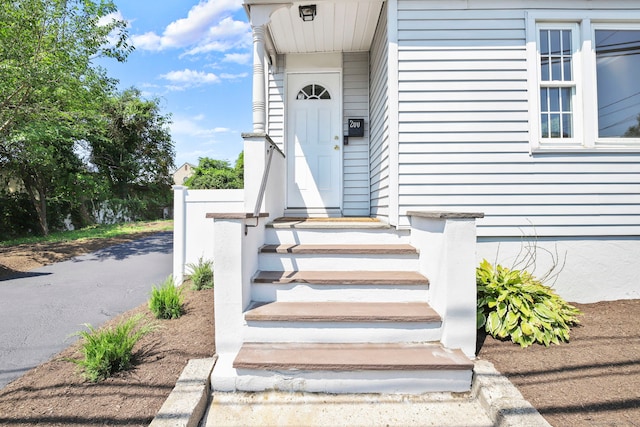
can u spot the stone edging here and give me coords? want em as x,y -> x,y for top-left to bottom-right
473,359 -> 552,427
149,357 -> 217,427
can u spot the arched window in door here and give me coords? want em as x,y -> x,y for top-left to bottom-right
296,84 -> 331,100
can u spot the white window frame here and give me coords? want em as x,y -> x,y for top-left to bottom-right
526,11 -> 640,152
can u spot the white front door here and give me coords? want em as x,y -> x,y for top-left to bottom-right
287,72 -> 342,212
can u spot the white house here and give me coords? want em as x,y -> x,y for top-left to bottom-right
174,0 -> 640,394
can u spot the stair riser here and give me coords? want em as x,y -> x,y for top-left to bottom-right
243,322 -> 442,344
258,254 -> 419,271
265,229 -> 411,245
251,283 -> 429,303
213,368 -> 473,394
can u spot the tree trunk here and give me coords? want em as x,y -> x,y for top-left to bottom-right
21,172 -> 49,236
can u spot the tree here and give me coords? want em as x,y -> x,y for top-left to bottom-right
0,0 -> 130,138
184,154 -> 244,189
0,0 -> 132,235
89,88 -> 175,199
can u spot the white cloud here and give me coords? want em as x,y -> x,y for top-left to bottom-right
219,72 -> 248,80
160,68 -> 247,90
161,69 -> 220,89
223,53 -> 251,64
131,31 -> 162,50
130,0 -> 249,55
171,116 -> 230,139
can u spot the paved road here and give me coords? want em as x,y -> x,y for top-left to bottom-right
0,232 -> 173,389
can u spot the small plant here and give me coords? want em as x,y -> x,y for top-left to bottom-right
70,313 -> 156,382
149,275 -> 184,319
477,259 -> 581,348
186,257 -> 214,290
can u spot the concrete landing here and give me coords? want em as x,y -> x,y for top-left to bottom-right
203,391 -> 493,427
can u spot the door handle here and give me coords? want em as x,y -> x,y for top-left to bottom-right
334,144 -> 340,150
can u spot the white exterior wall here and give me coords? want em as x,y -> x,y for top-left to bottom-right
369,1 -> 391,222
343,52 -> 371,216
392,0 -> 640,302
395,0 -> 640,237
477,237 -> 640,303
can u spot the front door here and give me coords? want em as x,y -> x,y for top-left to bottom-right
286,72 -> 342,213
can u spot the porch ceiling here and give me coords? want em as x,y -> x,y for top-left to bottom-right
246,1 -> 384,54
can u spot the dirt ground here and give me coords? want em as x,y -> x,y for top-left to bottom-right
0,237 -> 638,426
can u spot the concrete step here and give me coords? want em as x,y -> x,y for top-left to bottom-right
260,244 -> 418,255
234,342 -> 472,371
210,343 -> 473,393
253,270 -> 429,286
243,301 -> 443,344
245,301 -> 440,322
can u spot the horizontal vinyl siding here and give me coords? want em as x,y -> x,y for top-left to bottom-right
369,2 -> 390,221
396,1 -> 640,237
267,56 -> 285,150
343,52 -> 371,216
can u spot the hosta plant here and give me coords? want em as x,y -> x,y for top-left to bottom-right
149,275 -> 184,319
477,259 -> 581,347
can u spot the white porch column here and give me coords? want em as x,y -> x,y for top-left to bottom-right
252,24 -> 266,133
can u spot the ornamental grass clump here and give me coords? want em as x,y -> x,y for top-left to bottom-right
149,275 -> 184,319
477,259 -> 581,348
186,257 -> 213,290
70,313 -> 157,382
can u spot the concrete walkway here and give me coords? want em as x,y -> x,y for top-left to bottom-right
151,358 -> 551,427
0,232 -> 173,389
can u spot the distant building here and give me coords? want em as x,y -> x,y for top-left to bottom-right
173,162 -> 196,185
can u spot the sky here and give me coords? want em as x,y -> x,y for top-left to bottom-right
98,0 -> 253,169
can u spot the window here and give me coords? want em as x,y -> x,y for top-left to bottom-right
595,29 -> 640,139
539,29 -> 575,139
296,84 -> 331,100
530,17 -> 640,150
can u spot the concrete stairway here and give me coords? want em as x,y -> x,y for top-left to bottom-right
214,218 -> 474,394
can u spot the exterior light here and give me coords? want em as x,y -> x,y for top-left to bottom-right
298,5 -> 316,22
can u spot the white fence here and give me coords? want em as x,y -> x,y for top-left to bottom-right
172,187 -> 244,285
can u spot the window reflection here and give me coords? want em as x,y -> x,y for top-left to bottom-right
596,30 -> 640,138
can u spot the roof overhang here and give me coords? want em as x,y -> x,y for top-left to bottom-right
244,1 -> 384,55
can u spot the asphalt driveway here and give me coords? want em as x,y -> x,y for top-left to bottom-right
0,232 -> 173,389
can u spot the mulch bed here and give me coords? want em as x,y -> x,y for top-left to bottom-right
477,299 -> 640,427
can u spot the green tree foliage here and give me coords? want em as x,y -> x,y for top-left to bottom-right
184,153 -> 244,189
89,88 -> 175,199
0,0 -> 132,235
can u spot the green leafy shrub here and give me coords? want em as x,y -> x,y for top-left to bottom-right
70,313 -> 156,382
149,275 -> 184,319
186,257 -> 214,290
477,259 -> 581,347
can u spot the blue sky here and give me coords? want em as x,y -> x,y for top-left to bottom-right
99,0 -> 252,169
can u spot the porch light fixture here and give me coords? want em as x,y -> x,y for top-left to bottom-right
298,4 -> 316,22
